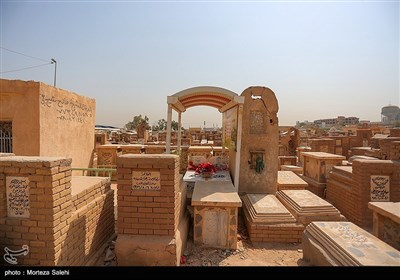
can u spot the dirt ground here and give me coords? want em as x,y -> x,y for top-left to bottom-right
102,213 -> 310,267
105,183 -> 309,267
181,214 -> 309,267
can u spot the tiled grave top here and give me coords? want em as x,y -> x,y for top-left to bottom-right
246,194 -> 291,215
307,221 -> 400,266
97,144 -> 121,148
351,147 -> 372,150
281,165 -> 302,170
278,171 -> 307,186
368,202 -> 400,224
280,190 -> 332,208
183,170 -> 231,183
118,154 -> 178,159
192,181 -> 242,207
301,152 -> 345,160
348,155 -> 378,162
212,147 -> 224,151
120,144 -> 143,148
242,194 -> 296,224
331,166 -> 353,177
188,146 -> 212,151
296,146 -> 311,150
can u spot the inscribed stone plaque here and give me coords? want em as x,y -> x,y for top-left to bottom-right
370,175 -> 390,201
6,176 -> 30,218
250,111 -> 264,134
203,210 -> 228,247
101,152 -> 113,165
132,171 -> 160,190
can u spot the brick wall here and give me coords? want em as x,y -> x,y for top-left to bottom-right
116,154 -> 184,237
309,139 -> 335,154
0,156 -> 114,265
326,167 -> 361,224
179,147 -> 189,174
278,156 -> 297,169
144,146 -> 165,154
351,129 -> 373,147
389,141 -> 400,160
327,159 -> 400,228
379,138 -> 400,160
329,136 -> 351,158
59,177 -> 114,265
389,128 -> 400,137
243,210 -> 304,243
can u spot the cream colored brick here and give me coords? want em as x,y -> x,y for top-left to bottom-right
19,167 -> 36,174
52,172 -> 66,181
4,167 -> 19,173
29,175 -> 45,181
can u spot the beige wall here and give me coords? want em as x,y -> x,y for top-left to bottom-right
0,79 -> 40,155
239,86 -> 279,194
0,79 -> 96,168
38,83 -> 95,168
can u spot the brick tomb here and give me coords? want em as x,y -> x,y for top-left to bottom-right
368,202 -> 400,250
326,159 -> 400,228
300,152 -> 345,197
302,221 -> 400,266
191,181 -> 241,249
114,154 -> 189,266
0,156 -> 114,265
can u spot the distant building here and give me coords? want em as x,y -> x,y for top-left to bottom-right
313,116 -> 359,128
381,105 -> 400,124
295,120 -> 313,127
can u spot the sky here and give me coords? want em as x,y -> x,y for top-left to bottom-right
1,0 -> 399,128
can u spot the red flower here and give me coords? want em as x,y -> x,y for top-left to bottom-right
195,162 -> 216,175
187,161 -> 197,171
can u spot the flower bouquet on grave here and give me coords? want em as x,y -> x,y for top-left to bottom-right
195,162 -> 217,178
187,161 -> 197,171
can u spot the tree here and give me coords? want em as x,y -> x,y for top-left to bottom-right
171,120 -> 179,131
152,119 -> 182,131
125,115 -> 149,131
158,119 -> 167,131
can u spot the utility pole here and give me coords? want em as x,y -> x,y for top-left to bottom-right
51,58 -> 57,87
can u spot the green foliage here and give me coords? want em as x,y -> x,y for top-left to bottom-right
125,115 -> 149,130
152,119 -> 182,131
171,120 -> 179,131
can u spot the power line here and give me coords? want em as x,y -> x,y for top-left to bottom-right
0,62 -> 52,74
0,47 -> 50,63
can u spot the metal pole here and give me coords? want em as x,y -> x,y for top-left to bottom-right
51,58 -> 57,87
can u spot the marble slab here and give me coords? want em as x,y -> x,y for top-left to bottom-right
301,152 -> 346,160
305,221 -> 400,266
183,170 -> 231,183
191,181 -> 242,207
278,190 -> 335,209
276,190 -> 342,224
277,171 -> 308,187
242,194 -> 296,224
